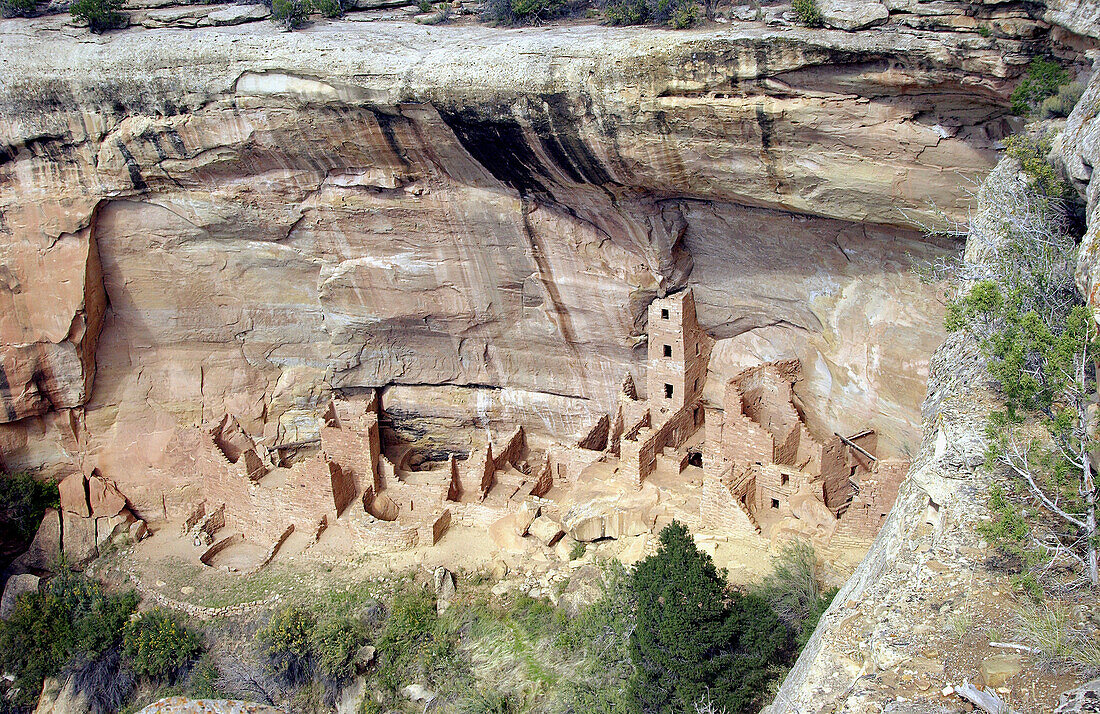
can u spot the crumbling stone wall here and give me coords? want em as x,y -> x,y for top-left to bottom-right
701,470 -> 760,533
621,400 -> 700,486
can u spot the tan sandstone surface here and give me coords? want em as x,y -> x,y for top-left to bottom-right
0,11 -> 1044,515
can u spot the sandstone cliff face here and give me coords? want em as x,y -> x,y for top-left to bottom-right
0,9 -> 1077,514
774,57 -> 1100,710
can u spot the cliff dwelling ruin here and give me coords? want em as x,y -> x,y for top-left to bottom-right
103,289 -> 908,579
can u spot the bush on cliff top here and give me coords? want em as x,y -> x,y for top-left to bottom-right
69,0 -> 126,32
602,0 -> 697,27
792,0 -> 821,26
1010,57 -> 1070,116
271,0 -> 311,28
0,0 -> 40,18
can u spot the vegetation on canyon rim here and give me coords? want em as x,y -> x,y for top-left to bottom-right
3,0 -> 817,31
0,516 -> 831,713
942,128 -> 1100,605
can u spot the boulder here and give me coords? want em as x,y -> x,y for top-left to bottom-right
434,566 -> 456,614
552,535 -> 578,562
57,473 -> 88,517
818,0 -> 889,30
513,501 -> 539,535
130,519 -> 150,542
96,509 -> 137,546
133,697 -> 284,713
489,513 -> 532,553
1057,678 -> 1100,713
355,645 -> 377,668
14,509 -> 61,571
980,653 -> 1024,689
615,533 -> 649,566
206,3 -> 271,25
33,677 -> 89,714
527,516 -> 564,546
562,503 -> 650,542
399,684 -> 436,704
61,511 -> 97,566
559,565 -> 604,617
0,573 -> 40,618
88,475 -> 127,518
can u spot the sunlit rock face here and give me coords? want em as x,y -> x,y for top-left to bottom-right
0,17 -> 1029,511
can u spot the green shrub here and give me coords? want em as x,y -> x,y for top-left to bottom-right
754,540 -> 836,648
0,0 -> 40,18
310,615 -> 367,682
1040,81 -> 1086,119
375,588 -> 461,694
504,593 -> 557,636
0,569 -> 138,706
123,609 -> 204,679
0,472 -> 58,544
977,24 -> 992,38
375,589 -> 436,690
186,654 -> 223,699
458,688 -> 519,713
668,0 -> 696,28
1010,57 -> 1069,116
603,0 -> 647,24
510,0 -> 554,20
481,0 -> 569,24
628,521 -> 791,714
313,0 -> 344,16
258,605 -> 316,685
69,0 -> 126,32
568,541 -> 587,560
1003,133 -> 1073,201
791,0 -> 821,26
555,562 -> 633,712
480,0 -> 514,23
271,0 -> 310,28
645,0 -> 696,27
291,680 -> 326,714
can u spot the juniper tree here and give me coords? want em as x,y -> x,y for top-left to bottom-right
628,521 -> 788,714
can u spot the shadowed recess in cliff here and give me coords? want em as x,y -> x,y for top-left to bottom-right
438,96 -> 617,198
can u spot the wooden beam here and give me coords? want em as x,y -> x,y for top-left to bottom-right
835,432 -> 877,462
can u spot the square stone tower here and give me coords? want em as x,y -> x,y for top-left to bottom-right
646,289 -> 707,422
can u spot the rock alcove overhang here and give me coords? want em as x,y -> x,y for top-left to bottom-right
0,17 -> 1017,509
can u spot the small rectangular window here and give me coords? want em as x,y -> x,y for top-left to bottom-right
781,473 -> 789,487
663,344 -> 672,357
664,383 -> 674,399
661,308 -> 669,319
771,498 -> 780,510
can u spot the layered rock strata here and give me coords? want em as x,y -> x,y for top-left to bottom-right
0,13 -> 1078,515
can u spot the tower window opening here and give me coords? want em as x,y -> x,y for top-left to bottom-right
664,383 -> 674,399
771,498 -> 780,509
661,308 -> 669,319
663,344 -> 672,357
